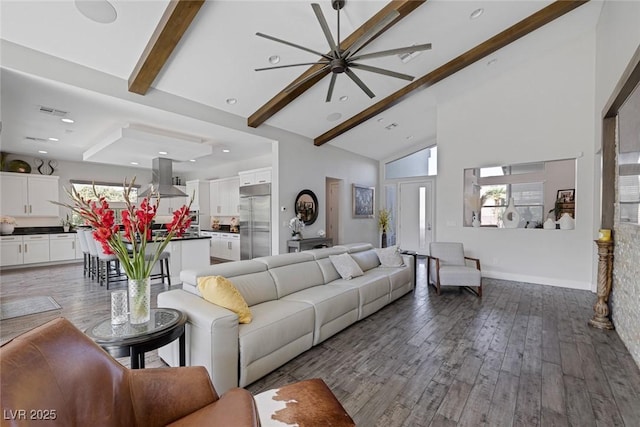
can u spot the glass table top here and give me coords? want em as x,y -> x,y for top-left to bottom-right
87,308 -> 181,342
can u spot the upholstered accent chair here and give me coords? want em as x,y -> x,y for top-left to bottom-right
0,318 -> 260,427
427,242 -> 482,296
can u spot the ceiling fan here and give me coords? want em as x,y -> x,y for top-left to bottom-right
255,0 -> 432,102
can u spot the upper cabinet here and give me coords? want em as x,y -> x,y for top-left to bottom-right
210,177 -> 240,216
239,167 -> 271,187
0,172 -> 59,217
186,180 -> 210,215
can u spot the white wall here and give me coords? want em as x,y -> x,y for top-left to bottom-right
435,31 -> 597,290
276,136 -> 379,254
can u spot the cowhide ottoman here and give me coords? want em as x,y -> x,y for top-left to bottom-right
254,378 -> 355,426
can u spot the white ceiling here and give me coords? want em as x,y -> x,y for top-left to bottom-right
0,0 -> 603,169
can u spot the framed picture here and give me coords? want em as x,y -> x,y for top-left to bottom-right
556,189 -> 575,202
352,184 -> 375,218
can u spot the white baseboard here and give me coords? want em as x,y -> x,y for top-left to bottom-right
482,269 -> 593,291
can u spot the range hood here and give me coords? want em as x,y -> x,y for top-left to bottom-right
138,158 -> 187,199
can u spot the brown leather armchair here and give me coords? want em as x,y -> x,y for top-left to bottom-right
0,318 -> 260,427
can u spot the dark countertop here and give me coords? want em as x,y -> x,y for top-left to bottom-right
200,229 -> 240,234
12,226 -> 76,235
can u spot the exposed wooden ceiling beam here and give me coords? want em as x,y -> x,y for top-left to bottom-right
247,0 -> 427,128
314,0 -> 589,146
128,0 -> 205,95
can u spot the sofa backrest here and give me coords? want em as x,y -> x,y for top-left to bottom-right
347,245 -> 381,272
255,252 -> 325,298
307,246 -> 348,284
182,260 -> 278,306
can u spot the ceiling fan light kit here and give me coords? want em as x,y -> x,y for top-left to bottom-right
255,0 -> 432,102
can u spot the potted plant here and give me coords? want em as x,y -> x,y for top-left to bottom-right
61,214 -> 72,232
289,214 -> 305,240
378,209 -> 391,248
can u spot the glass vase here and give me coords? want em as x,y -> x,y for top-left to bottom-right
128,277 -> 150,324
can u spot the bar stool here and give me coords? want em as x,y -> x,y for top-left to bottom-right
83,230 -> 99,282
144,250 -> 171,286
76,228 -> 91,277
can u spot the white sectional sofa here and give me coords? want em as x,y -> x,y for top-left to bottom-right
157,243 -> 414,394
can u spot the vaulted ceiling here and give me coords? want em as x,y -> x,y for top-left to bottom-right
0,0 -> 602,169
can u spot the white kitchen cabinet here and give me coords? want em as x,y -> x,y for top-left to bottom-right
1,235 -> 23,266
154,187 -> 188,215
22,234 -> 50,264
239,168 -> 271,187
221,233 -> 240,261
209,177 -> 239,216
186,180 -> 210,215
0,172 -> 59,217
49,233 -> 76,261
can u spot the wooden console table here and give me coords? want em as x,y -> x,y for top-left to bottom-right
589,240 -> 614,330
287,237 -> 333,253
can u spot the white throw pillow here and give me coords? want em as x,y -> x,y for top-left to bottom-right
329,253 -> 364,280
375,245 -> 404,267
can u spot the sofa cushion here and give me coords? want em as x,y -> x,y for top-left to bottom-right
438,265 -> 481,286
282,284 -> 359,345
181,260 -> 267,287
330,273 -> 390,320
374,246 -> 404,267
197,276 -> 252,324
266,260 -> 326,298
315,258 -> 341,284
239,300 -> 314,386
350,249 -> 381,272
329,253 -> 364,280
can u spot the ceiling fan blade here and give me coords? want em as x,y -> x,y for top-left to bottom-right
326,73 -> 337,102
284,65 -> 331,93
349,43 -> 432,62
255,61 -> 329,72
311,3 -> 339,57
256,32 -> 333,60
342,10 -> 400,59
349,63 -> 414,81
344,68 -> 375,98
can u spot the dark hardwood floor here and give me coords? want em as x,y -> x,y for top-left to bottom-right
1,259 -> 639,426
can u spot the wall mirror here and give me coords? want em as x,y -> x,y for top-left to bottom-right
295,189 -> 318,225
463,158 -> 576,228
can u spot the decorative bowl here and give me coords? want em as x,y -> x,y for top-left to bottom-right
0,223 -> 15,235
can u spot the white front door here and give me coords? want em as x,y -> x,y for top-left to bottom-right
398,180 -> 434,255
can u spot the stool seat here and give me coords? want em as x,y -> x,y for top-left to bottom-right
145,251 -> 171,286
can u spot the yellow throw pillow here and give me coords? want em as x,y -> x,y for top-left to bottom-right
197,276 -> 252,323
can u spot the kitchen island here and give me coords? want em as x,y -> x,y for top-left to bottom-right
146,235 -> 211,285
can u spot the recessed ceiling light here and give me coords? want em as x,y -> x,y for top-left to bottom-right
61,118 -> 75,124
406,135 -> 414,140
189,159 -> 196,162
130,161 -> 139,165
75,0 -> 117,24
226,98 -> 237,105
159,151 -> 168,155
470,8 -> 484,19
339,96 -> 348,102
268,55 -> 280,64
222,149 -> 230,153
48,137 -> 59,141
377,118 -> 385,123
327,112 -> 342,122
487,58 -> 498,66
38,150 -> 48,154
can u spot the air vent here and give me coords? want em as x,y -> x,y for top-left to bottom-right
38,105 -> 69,117
25,136 -> 48,142
385,123 -> 398,130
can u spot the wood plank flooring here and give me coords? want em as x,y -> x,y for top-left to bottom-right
1,259 -> 639,426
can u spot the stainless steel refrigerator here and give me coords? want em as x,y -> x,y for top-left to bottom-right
240,183 -> 271,260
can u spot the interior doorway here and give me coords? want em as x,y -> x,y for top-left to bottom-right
326,178 -> 342,245
398,180 -> 434,255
